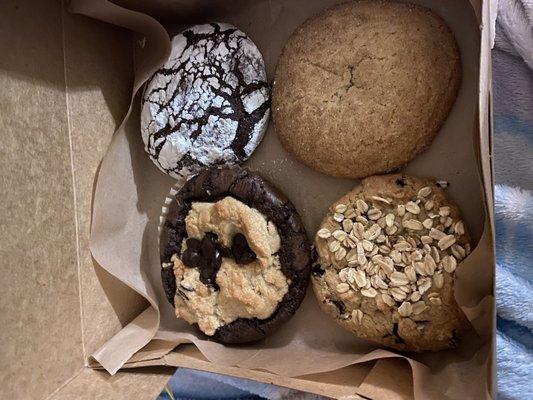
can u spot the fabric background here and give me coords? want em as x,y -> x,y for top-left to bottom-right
492,1 -> 533,399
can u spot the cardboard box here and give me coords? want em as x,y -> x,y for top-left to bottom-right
0,0 -> 494,398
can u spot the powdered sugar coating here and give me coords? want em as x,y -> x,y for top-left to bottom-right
141,23 -> 270,181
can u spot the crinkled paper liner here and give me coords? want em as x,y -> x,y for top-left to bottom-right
158,181 -> 184,240
74,0 -> 495,398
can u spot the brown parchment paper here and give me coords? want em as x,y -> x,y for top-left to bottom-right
70,0 -> 495,398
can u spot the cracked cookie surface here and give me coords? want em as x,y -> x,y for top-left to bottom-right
141,23 -> 270,181
312,174 -> 471,352
160,166 -> 311,343
272,1 -> 461,178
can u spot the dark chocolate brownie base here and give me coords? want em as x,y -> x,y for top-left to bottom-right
160,166 -> 311,343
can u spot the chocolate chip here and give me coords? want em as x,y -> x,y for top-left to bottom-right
312,263 -> 325,277
450,329 -> 460,347
182,237 -> 205,268
161,264 -> 177,306
396,177 -> 406,187
181,231 -> 258,288
331,299 -> 346,314
182,247 -> 201,268
392,322 -> 405,344
198,234 -> 222,288
186,238 -> 201,251
232,233 -> 256,264
181,234 -> 223,289
201,233 -> 218,261
310,247 -> 318,263
219,245 -> 233,258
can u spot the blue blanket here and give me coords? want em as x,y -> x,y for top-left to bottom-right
159,2 -> 533,398
492,1 -> 533,398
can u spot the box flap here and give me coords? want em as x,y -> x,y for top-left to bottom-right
0,1 -> 83,397
49,367 -> 172,400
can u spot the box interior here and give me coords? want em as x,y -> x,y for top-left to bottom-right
0,0 -> 167,398
0,0 -> 493,398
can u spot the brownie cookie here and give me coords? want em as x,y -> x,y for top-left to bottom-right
312,174 -> 472,351
141,23 -> 270,181
272,2 -> 461,178
160,166 -> 311,343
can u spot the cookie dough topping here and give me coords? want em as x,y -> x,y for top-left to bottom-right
315,184 -> 470,319
169,196 -> 288,335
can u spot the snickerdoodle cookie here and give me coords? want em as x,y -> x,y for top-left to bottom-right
272,2 -> 461,178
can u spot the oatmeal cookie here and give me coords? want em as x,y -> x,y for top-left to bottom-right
312,174 -> 471,351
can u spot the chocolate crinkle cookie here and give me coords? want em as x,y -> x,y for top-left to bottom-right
312,174 -> 472,352
141,23 -> 270,181
160,166 -> 311,343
